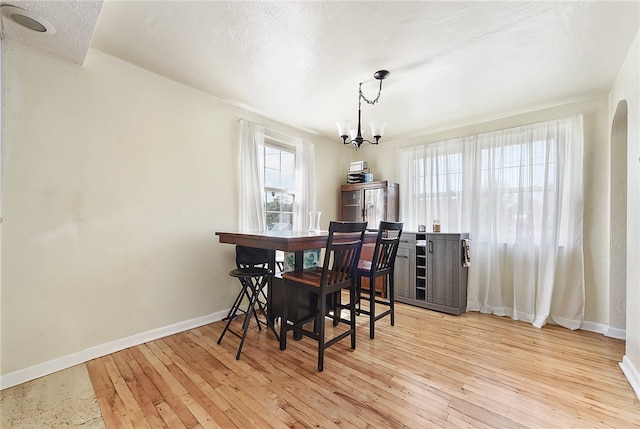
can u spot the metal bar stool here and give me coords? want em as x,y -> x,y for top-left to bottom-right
217,246 -> 279,359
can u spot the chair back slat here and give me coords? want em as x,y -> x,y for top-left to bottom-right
370,221 -> 404,274
320,222 -> 367,289
280,222 -> 367,290
327,244 -> 358,285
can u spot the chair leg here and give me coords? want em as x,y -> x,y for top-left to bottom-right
332,291 -> 340,326
254,276 -> 280,341
235,282 -> 262,360
389,273 -> 395,326
355,273 -> 362,315
219,272 -> 277,359
369,275 -> 376,339
217,286 -> 246,345
279,281 -> 288,351
244,278 -> 262,331
317,292 -> 327,372
349,285 -> 357,349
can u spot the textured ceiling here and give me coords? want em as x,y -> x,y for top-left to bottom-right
2,1 -> 639,142
0,0 -> 102,65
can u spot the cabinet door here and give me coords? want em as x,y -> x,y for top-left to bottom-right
394,242 -> 415,300
426,235 -> 460,307
363,187 -> 387,227
341,190 -> 362,221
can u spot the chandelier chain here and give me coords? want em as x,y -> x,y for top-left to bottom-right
359,79 -> 384,105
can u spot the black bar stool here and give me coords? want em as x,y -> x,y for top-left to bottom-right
278,221 -> 367,371
217,246 -> 279,359
356,221 -> 403,339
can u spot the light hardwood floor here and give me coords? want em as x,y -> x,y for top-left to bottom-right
86,302 -> 639,428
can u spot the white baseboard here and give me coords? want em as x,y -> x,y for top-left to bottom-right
579,320 -> 607,334
579,320 -> 626,339
0,309 -> 228,390
620,355 -> 640,400
605,325 -> 627,340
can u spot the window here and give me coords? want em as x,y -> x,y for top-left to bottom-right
239,119 -> 315,233
403,133 -> 562,246
476,138 -> 557,244
263,141 -> 295,231
398,116 -> 585,329
414,147 -> 463,217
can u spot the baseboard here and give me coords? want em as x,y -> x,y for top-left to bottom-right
620,355 -> 640,400
579,320 -> 626,339
605,325 -> 626,340
0,309 -> 228,390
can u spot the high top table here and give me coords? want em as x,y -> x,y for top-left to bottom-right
216,230 -> 331,270
215,230 -> 377,323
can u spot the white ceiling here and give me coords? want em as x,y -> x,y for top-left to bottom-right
1,1 -> 639,142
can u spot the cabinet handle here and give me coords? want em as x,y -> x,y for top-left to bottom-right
428,240 -> 433,253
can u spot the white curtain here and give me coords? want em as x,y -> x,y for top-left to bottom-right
398,115 -> 585,329
239,119 -> 266,231
239,120 -> 316,232
293,138 -> 316,231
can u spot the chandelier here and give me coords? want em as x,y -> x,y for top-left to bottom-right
336,69 -> 390,150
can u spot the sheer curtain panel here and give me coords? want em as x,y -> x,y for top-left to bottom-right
239,120 -> 266,231
293,138 -> 316,231
398,115 -> 585,329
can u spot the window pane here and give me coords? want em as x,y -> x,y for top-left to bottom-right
263,143 -> 296,230
281,152 -> 295,171
265,190 -> 294,231
264,168 -> 279,188
281,171 -> 295,189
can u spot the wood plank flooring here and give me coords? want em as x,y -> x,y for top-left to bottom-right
86,302 -> 639,428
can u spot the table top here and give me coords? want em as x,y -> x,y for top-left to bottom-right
215,230 -> 376,252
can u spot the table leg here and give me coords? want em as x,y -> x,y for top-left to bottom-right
266,249 -> 276,324
294,250 -> 304,270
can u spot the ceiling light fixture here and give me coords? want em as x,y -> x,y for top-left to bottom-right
336,69 -> 390,150
1,5 -> 56,35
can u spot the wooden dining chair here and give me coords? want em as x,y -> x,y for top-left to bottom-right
277,221 -> 367,371
356,221 -> 403,339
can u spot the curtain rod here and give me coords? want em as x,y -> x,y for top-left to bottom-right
238,118 -> 299,143
238,118 -> 319,143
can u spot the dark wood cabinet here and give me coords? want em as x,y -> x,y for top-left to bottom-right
395,232 -> 470,315
339,181 -> 399,226
341,181 -> 399,297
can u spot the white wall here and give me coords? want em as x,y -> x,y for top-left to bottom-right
610,31 -> 640,398
0,42 -> 341,381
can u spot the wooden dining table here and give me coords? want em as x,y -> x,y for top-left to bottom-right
215,229 -> 377,324
216,230 -> 334,270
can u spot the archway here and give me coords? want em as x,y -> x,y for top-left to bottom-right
609,100 -> 628,336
